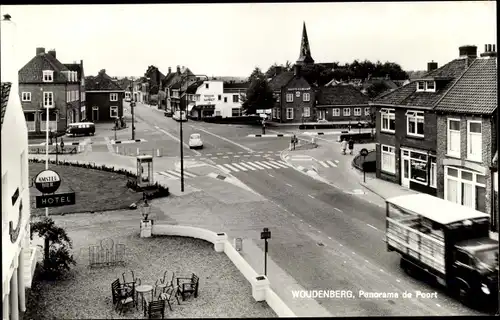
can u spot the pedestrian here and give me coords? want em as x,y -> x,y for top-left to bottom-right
341,138 -> 348,155
348,138 -> 354,155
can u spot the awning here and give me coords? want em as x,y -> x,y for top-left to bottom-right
193,104 -> 215,110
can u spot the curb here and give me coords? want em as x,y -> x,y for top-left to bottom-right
111,139 -> 146,145
247,134 -> 292,137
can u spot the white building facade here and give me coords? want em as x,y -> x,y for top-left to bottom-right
189,80 -> 247,118
2,14 -> 38,320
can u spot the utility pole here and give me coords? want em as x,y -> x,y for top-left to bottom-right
131,81 -> 135,140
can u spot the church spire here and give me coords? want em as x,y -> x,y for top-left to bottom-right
296,21 -> 314,65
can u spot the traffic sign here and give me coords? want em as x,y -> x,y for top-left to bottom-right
360,148 -> 369,157
34,169 -> 61,194
36,192 -> 76,208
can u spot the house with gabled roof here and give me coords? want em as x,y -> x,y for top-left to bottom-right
84,69 -> 124,122
2,14 -> 38,319
18,47 -> 82,137
162,66 -> 195,112
433,44 -> 498,231
370,45 -> 477,196
315,85 -> 371,125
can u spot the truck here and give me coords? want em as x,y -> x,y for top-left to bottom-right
385,193 -> 498,311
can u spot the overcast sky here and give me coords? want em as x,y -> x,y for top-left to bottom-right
1,2 -> 496,79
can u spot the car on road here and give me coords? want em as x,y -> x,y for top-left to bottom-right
188,133 -> 203,149
164,110 -> 173,117
66,122 -> 95,136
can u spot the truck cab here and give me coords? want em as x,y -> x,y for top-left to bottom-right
385,193 -> 498,312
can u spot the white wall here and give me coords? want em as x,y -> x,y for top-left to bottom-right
194,81 -> 246,117
219,91 -> 245,117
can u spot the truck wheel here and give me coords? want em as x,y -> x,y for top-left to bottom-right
456,283 -> 471,306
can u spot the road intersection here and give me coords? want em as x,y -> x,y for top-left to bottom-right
55,101 -> 484,316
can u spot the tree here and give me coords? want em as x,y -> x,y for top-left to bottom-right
366,81 -> 390,99
30,217 -> 76,279
241,68 -> 275,114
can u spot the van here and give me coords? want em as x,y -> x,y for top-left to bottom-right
66,122 -> 95,137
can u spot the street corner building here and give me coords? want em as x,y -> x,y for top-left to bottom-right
18,45 -> 85,138
2,14 -> 38,320
84,69 -> 124,122
434,44 -> 498,231
372,44 -> 499,231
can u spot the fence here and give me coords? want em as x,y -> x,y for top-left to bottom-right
115,147 -> 168,158
87,238 -> 126,268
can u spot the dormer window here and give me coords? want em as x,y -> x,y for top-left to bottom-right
416,80 -> 436,92
43,70 -> 54,82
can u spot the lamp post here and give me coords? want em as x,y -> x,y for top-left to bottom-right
179,74 -> 208,192
140,198 -> 152,221
42,86 -> 49,217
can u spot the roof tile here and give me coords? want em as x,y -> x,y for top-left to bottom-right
19,53 -> 70,83
268,72 -> 295,91
1,82 -> 12,129
434,58 -> 497,115
317,85 -> 370,106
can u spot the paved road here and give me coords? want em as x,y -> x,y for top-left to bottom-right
126,103 -> 483,316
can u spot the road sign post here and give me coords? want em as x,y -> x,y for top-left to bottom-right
360,148 -> 369,183
260,228 -> 271,276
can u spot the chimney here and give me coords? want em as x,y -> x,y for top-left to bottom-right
427,61 -> 438,72
480,43 -> 498,58
36,47 -> 45,55
176,65 -> 181,74
294,64 -> 301,76
1,14 -> 19,89
168,67 -> 172,74
48,49 -> 56,59
458,45 -> 477,59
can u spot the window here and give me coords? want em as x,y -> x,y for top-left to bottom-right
354,108 -> 361,116
416,81 -> 425,91
303,107 -> 310,117
429,157 -> 437,188
303,92 -> 310,102
231,108 -> 241,117
110,106 -> 118,118
286,93 -> 293,102
218,95 -> 221,101
215,110 -> 221,116
406,110 -> 424,137
66,91 -> 70,102
467,120 -> 482,162
205,83 -> 209,89
224,97 -> 227,103
277,109 -> 281,119
24,112 -> 36,132
409,151 -> 428,185
21,92 -> 31,102
81,92 -> 85,101
286,108 -> 294,120
343,108 -> 351,116
426,81 -> 435,91
43,92 -> 53,107
445,166 -> 486,211
447,118 -> 461,157
42,70 -> 53,82
110,93 -> 118,101
233,95 -> 239,103
333,108 -> 340,117
381,145 -> 396,174
75,90 -> 79,101
365,108 -> 370,116
380,108 -> 396,133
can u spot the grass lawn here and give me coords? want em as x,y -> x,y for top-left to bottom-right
29,162 -> 143,216
25,210 -> 276,319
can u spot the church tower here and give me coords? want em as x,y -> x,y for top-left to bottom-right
296,21 -> 315,65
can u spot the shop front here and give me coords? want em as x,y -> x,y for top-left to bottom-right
191,105 -> 215,120
400,147 -> 437,196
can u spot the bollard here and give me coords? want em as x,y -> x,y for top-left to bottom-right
137,148 -> 140,155
157,149 -> 160,157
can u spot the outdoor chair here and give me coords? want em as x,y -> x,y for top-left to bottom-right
176,273 -> 199,301
111,279 -> 135,314
159,285 -> 181,311
144,299 -> 166,319
157,271 -> 175,293
122,270 -> 137,290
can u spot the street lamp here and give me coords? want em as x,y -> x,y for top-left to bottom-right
140,199 -> 152,221
179,74 -> 208,192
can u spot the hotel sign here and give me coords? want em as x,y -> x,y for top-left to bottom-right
34,169 -> 61,194
36,192 -> 76,208
287,87 -> 310,91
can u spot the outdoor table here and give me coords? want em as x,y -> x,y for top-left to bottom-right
135,284 -> 153,310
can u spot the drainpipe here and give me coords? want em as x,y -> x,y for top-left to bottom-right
490,165 -> 497,231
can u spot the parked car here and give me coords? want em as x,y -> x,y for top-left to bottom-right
188,133 -> 203,149
66,122 -> 95,136
173,111 -> 187,122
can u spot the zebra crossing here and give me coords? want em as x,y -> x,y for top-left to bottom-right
158,168 -> 198,180
215,160 -> 292,174
316,160 -> 339,168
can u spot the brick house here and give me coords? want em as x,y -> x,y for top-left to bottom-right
162,66 -> 194,112
269,65 -> 315,123
315,85 -> 371,125
84,69 -> 124,122
18,47 -> 82,137
63,61 -> 86,121
371,45 -> 476,195
433,45 -> 498,230
143,65 -> 165,105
